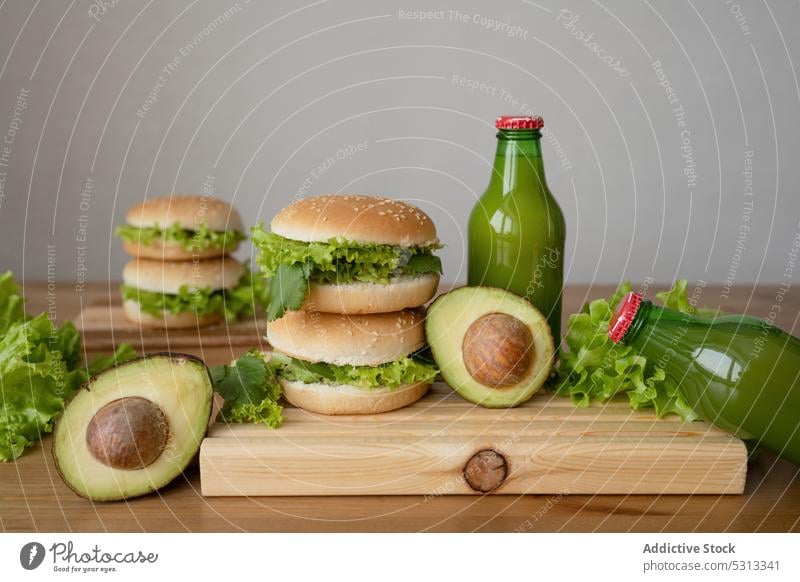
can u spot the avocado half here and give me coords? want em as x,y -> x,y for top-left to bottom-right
53,353 -> 213,501
426,287 -> 555,408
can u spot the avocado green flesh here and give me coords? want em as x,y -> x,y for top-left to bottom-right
54,354 -> 213,501
426,287 -> 555,408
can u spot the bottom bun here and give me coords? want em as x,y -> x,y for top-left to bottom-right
304,273 -> 439,314
123,299 -> 223,329
122,239 -> 228,260
279,378 -> 430,415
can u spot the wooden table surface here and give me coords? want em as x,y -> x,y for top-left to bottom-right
2,281 -> 798,532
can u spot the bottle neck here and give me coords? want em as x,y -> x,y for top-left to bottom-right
622,300 -> 654,346
488,129 -> 547,192
622,300 -> 697,366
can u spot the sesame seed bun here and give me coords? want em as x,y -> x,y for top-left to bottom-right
278,378 -> 430,415
270,194 -> 438,246
126,195 -> 244,233
267,309 -> 426,367
122,257 -> 245,295
302,273 -> 439,314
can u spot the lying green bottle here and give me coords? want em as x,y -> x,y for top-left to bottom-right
609,292 -> 800,465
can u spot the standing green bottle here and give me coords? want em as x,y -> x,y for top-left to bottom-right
468,116 -> 566,341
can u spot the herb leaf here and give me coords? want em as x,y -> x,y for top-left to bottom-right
404,253 -> 443,275
211,353 -> 283,428
266,263 -> 308,321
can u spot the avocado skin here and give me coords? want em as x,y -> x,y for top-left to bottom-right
53,353 -> 213,502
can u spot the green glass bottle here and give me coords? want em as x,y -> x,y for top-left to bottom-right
468,116 -> 566,341
610,292 -> 800,465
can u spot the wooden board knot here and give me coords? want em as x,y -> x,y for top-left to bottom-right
463,449 -> 508,493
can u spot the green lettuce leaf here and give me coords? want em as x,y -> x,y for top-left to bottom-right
556,280 -> 702,421
211,352 -> 283,428
654,280 -> 693,312
0,314 -> 71,460
0,271 -> 137,460
252,227 -> 442,321
121,267 -> 267,321
115,222 -> 246,252
655,280 -> 719,319
63,343 -> 138,396
270,351 -> 439,390
251,227 -> 442,285
0,271 -> 25,333
86,343 -> 138,378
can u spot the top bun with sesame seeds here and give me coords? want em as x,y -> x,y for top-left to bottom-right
270,194 -> 438,247
258,194 -> 443,315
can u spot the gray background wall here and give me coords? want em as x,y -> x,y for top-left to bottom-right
0,0 -> 798,287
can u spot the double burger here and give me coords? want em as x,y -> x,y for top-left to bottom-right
253,194 -> 442,414
117,194 -> 262,329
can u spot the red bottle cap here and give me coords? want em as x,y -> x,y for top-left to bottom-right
495,115 -> 544,130
608,292 -> 643,343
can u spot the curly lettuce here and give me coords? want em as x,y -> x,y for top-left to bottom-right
555,280 -> 707,421
270,351 -> 439,390
208,348 -> 437,429
251,226 -> 442,320
115,222 -> 246,252
0,272 -> 136,461
251,228 -> 442,284
121,267 -> 268,321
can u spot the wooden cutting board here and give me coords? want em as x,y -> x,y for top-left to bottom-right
200,384 -> 747,496
73,303 -> 747,496
74,305 -> 266,353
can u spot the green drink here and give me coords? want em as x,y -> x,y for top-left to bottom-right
468,116 -> 566,341
610,292 -> 800,464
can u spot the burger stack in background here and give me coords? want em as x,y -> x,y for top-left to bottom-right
252,194 -> 443,415
115,195 -> 257,329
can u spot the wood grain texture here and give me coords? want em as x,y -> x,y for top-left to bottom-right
2,281 -> 799,532
200,385 -> 746,496
75,305 -> 267,352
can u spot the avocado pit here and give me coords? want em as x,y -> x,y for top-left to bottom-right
427,287 -> 555,408
462,312 -> 534,388
86,397 -> 169,470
